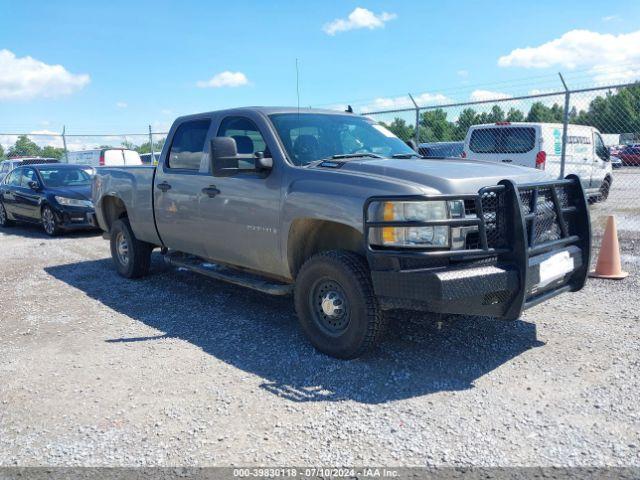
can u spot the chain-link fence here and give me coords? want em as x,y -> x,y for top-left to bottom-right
0,129 -> 168,165
364,81 -> 640,271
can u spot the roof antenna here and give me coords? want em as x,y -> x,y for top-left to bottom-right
295,58 -> 300,118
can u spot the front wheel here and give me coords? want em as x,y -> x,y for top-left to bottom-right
110,218 -> 152,278
599,177 -> 611,202
294,250 -> 386,359
42,205 -> 60,236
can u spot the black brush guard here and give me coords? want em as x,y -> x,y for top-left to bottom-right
364,175 -> 591,320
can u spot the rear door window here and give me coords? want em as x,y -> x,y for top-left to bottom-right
20,168 -> 37,187
5,169 -> 22,186
217,117 -> 267,156
469,127 -> 536,154
168,119 -> 211,170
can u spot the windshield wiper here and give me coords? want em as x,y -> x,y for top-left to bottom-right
305,152 -> 383,168
392,153 -> 423,159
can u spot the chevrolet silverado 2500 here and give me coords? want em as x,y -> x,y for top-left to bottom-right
93,107 -> 591,359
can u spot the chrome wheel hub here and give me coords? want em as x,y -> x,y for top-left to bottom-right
115,231 -> 129,265
310,279 -> 350,335
321,291 -> 345,318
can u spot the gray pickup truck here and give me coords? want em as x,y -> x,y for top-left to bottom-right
93,107 -> 591,359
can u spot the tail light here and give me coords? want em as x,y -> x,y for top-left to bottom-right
461,151 -> 467,158
99,152 -> 105,166
535,150 -> 546,170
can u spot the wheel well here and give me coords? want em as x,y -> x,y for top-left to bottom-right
287,219 -> 365,278
101,196 -> 128,232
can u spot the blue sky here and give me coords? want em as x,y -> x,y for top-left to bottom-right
0,0 -> 639,138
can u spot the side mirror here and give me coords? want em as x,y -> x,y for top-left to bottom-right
210,137 -> 239,176
28,181 -> 40,191
210,137 -> 272,176
405,139 -> 418,152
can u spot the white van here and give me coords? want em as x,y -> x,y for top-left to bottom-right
462,122 -> 613,201
65,148 -> 142,167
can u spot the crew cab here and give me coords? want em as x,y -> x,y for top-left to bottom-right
93,108 -> 591,359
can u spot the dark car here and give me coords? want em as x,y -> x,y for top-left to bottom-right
418,141 -> 464,158
617,144 -> 640,166
0,164 -> 97,236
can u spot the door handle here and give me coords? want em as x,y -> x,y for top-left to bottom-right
157,182 -> 172,192
201,186 -> 220,198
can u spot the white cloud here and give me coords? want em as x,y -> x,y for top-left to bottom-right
469,90 -> 512,102
323,7 -> 397,35
457,69 -> 469,78
0,49 -> 90,101
196,71 -> 249,88
602,15 -> 619,22
116,101 -> 128,108
361,92 -> 450,113
498,29 -> 640,83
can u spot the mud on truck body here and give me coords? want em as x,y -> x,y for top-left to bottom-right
92,107 -> 591,359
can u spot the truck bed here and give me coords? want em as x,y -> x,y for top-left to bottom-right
93,165 -> 161,245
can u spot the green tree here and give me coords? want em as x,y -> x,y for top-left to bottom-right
382,118 -> 415,142
136,138 -> 166,154
421,109 -> 454,142
526,102 -> 564,123
41,145 -> 66,159
0,144 -> 5,160
7,135 -> 41,158
455,108 -> 478,140
506,108 -> 525,122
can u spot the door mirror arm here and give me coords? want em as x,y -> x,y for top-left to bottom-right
28,181 -> 40,191
254,151 -> 273,171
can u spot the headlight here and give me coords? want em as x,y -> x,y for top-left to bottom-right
368,200 -> 463,248
54,196 -> 93,208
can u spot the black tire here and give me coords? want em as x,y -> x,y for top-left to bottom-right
294,250 -> 386,359
110,217 -> 152,278
41,205 -> 60,236
0,201 -> 14,227
599,177 -> 611,202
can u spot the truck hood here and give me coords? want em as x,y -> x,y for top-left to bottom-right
337,158 -> 553,194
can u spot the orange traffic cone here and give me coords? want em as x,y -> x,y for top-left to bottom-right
589,215 -> 628,279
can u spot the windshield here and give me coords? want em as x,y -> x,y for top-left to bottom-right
269,113 -> 416,166
39,167 -> 93,187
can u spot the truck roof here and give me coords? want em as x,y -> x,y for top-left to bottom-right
174,106 -> 357,123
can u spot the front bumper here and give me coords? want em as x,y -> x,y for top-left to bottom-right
365,176 -> 591,320
53,205 -> 98,231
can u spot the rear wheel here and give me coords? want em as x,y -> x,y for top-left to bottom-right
599,177 -> 611,202
294,250 -> 386,359
41,205 -> 60,236
0,201 -> 13,227
110,218 -> 152,278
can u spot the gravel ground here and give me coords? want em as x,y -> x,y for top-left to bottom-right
1,180 -> 639,467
